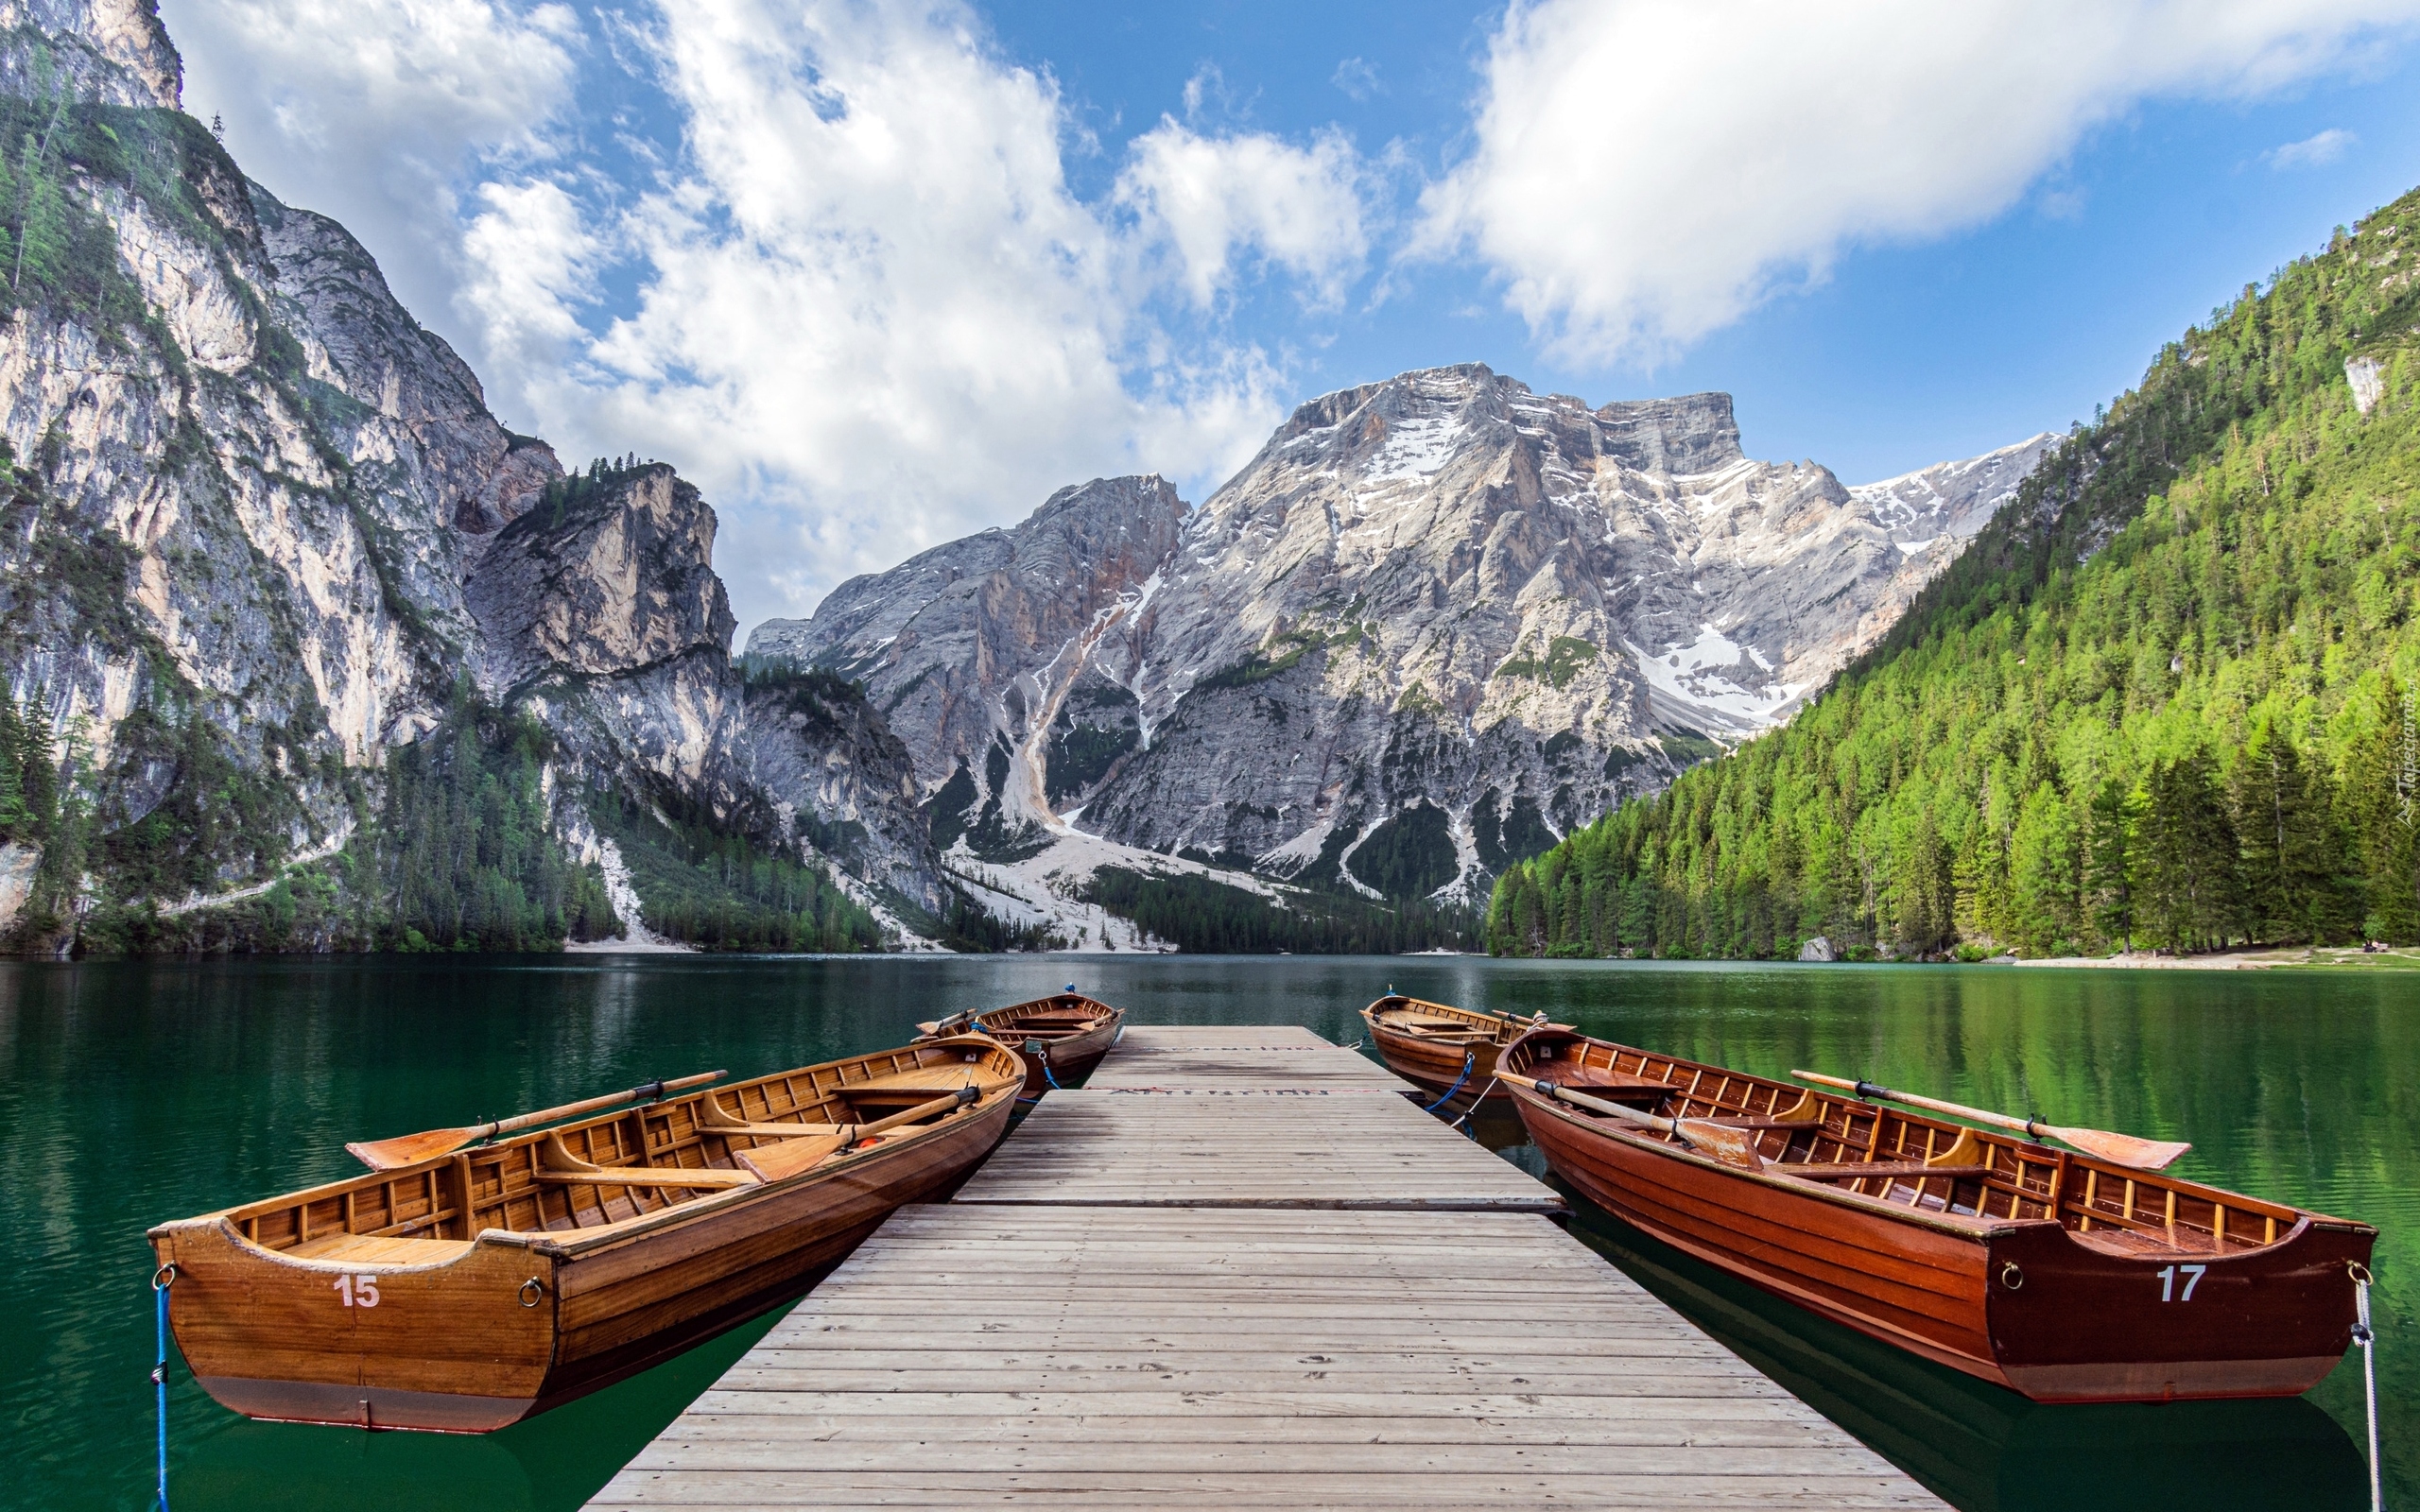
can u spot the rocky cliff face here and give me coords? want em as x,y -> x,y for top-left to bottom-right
469,465 -> 942,916
754,365 -> 2048,908
0,5 -> 944,947
752,474 -> 1185,814
0,0 -> 181,110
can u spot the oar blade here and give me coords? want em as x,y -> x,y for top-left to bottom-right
2054,1125 -> 2191,1171
735,1133 -> 853,1182
1675,1118 -> 1766,1171
345,1127 -> 474,1172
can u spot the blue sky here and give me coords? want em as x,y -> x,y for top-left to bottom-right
160,0 -> 2420,631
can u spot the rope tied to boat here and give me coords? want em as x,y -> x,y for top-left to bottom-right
1421,1053 -> 1476,1115
1448,1076 -> 1502,1140
147,1258 -> 174,1509
1025,1041 -> 1063,1091
2350,1260 -> 2381,1512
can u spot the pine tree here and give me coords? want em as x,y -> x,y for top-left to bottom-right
2084,777 -> 2145,951
2138,753 -> 2240,953
0,693 -> 25,837
2233,734 -> 2360,944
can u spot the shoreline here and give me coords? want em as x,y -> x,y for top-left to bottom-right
2011,945 -> 2420,971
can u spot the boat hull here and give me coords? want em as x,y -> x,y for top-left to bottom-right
1512,1086 -> 2369,1403
153,1089 -> 1011,1431
1003,1016 -> 1121,1095
1366,1023 -> 1507,1107
920,995 -> 1125,1095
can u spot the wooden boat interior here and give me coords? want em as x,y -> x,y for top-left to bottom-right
926,992 -> 1118,1045
216,1040 -> 1018,1263
1511,1032 -> 2303,1260
1367,994 -> 1537,1044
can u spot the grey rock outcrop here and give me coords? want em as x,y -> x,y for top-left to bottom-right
2347,356 -> 2385,416
1797,935 -> 1835,963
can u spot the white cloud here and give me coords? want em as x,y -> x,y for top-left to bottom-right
1422,0 -> 2420,365
2265,126 -> 2358,167
1332,56 -> 1382,102
162,0 -> 579,342
471,0 -> 1292,625
1115,119 -> 1371,309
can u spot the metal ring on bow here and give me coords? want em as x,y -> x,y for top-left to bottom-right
2348,1260 -> 2374,1285
2000,1262 -> 2025,1291
518,1278 -> 546,1308
151,1263 -> 177,1291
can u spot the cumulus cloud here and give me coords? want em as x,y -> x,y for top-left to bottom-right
163,0 -> 579,338
1115,120 -> 1371,309
1422,0 -> 2420,365
471,0 -> 1302,622
2265,126 -> 2359,167
167,0 -> 1374,627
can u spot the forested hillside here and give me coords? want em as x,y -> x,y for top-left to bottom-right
1489,186 -> 2420,960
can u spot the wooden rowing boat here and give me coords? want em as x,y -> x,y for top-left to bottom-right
1498,1025 -> 2377,1403
1358,993 -> 1550,1109
147,1036 -> 1023,1432
917,989 -> 1125,1095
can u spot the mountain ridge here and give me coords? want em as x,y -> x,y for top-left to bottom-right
752,362 -> 2049,933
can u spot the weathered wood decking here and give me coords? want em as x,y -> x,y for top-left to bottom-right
588,1025 -> 1946,1510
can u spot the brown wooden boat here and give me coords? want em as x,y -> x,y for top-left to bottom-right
1359,993 -> 1550,1108
1498,1025 -> 2377,1403
917,988 -> 1124,1095
147,1036 -> 1023,1432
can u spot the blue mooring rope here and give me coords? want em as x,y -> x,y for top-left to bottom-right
151,1265 -> 173,1511
1421,1053 -> 1475,1115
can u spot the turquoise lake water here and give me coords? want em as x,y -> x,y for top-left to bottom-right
0,954 -> 2408,1510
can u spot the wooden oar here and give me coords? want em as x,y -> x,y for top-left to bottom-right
1792,1072 -> 2190,1171
1527,1079 -> 1764,1170
734,1077 -> 1024,1182
346,1071 -> 727,1171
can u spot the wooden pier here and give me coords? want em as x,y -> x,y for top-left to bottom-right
589,1026 -> 1945,1509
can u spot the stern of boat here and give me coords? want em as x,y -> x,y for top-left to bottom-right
148,1216 -> 559,1432
1985,1213 -> 2377,1402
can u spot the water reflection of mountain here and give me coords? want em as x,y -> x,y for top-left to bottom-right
1523,1166 -> 2366,1512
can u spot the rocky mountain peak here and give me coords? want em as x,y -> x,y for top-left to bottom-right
0,0 -> 182,108
769,362 -> 2057,921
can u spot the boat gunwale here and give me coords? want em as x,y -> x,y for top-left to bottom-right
1498,1026 -> 2371,1256
149,1035 -> 1024,1263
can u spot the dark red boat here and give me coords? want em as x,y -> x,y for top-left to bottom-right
1499,1026 -> 2377,1403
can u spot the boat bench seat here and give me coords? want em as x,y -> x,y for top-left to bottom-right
1699,1116 -> 1827,1131
285,1233 -> 476,1264
851,1068 -> 988,1092
535,1166 -> 760,1190
1541,1077 -> 1673,1098
1779,1161 -> 1991,1181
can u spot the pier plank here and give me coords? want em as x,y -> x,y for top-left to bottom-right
588,1028 -> 1945,1511
953,1089 -> 1557,1210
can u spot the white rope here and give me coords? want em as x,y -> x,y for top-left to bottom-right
2353,1263 -> 2381,1512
